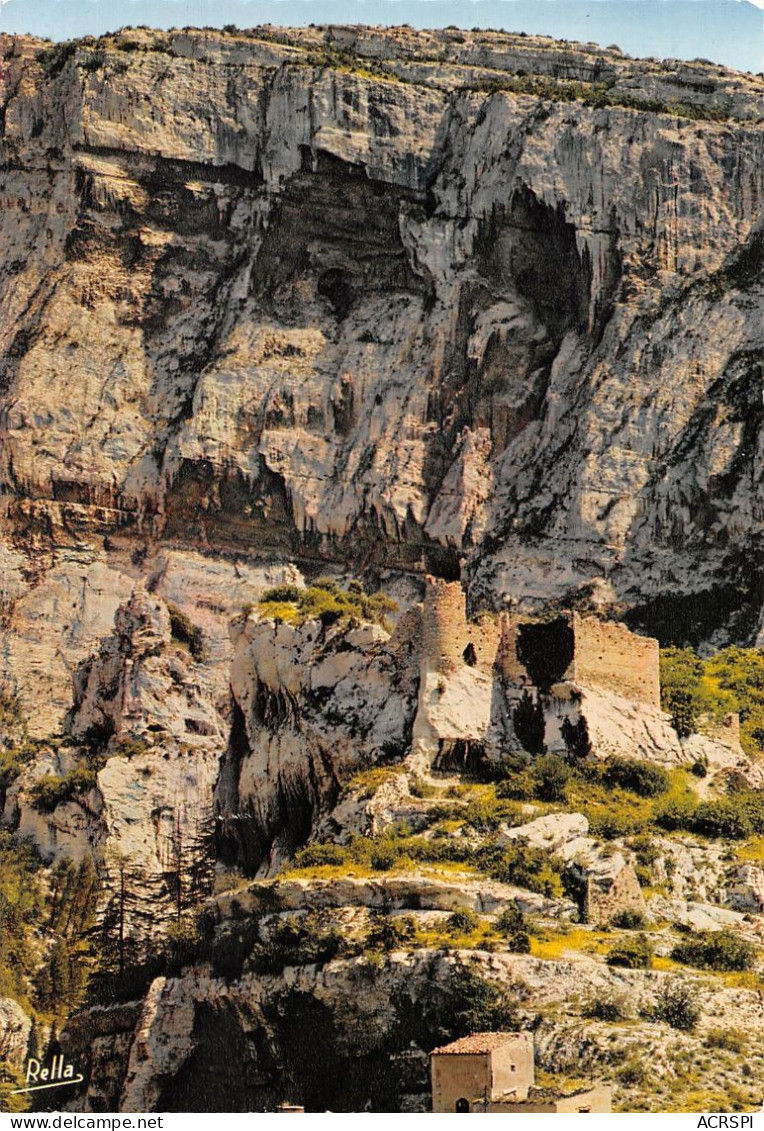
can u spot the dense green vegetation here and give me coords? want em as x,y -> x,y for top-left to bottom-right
656,788 -> 764,840
29,768 -> 98,813
0,833 -> 47,1007
462,73 -> 732,121
606,934 -> 653,969
0,844 -> 99,1015
670,929 -> 757,973
256,578 -> 397,629
660,646 -> 764,757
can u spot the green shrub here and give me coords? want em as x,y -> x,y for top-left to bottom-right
583,990 -> 631,1022
446,909 -> 479,935
629,834 -> 660,867
479,843 -> 564,898
691,800 -> 753,840
606,934 -> 653,969
164,916 -> 206,970
532,754 -> 570,802
493,908 -> 531,953
654,795 -> 699,833
496,771 -> 535,801
494,906 -> 526,935
365,912 -> 417,952
656,795 -> 754,840
602,757 -> 670,798
260,585 -> 302,604
369,841 -> 399,871
293,843 -> 348,868
611,909 -> 646,930
255,913 -> 346,972
587,808 -> 645,840
652,979 -> 701,1031
670,929 -> 756,972
462,796 -> 522,833
408,774 -> 441,799
29,767 -> 97,813
258,579 -> 396,629
617,1058 -> 647,1085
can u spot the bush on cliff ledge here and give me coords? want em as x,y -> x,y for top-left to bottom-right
257,578 -> 397,629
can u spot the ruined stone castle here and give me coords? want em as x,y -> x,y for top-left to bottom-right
416,576 -> 660,708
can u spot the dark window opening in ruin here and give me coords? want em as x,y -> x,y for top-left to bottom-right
516,616 -> 575,692
455,1099 -> 470,1113
463,642 -> 477,667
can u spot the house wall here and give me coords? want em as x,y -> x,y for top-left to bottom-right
568,615 -> 660,707
553,1085 -> 612,1112
481,1085 -> 611,1113
584,864 -> 646,925
490,1033 -> 534,1101
431,1053 -> 491,1112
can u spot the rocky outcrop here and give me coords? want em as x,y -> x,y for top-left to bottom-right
60,945 -> 764,1113
0,26 -> 761,637
220,614 -> 419,871
4,589 -> 226,931
212,873 -> 575,919
0,997 -> 31,1068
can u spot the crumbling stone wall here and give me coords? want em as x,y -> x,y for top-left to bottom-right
507,613 -> 659,706
497,615 -> 532,687
584,863 -> 646,925
421,577 -> 470,675
420,577 -> 500,676
568,614 -> 660,707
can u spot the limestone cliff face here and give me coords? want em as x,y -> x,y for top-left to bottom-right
220,613 -> 419,870
0,28 -> 762,1112
0,26 -> 761,637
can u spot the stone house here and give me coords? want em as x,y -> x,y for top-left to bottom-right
430,1031 -> 611,1113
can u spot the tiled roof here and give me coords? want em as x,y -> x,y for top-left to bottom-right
431,1032 -> 525,1056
